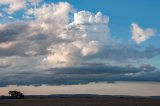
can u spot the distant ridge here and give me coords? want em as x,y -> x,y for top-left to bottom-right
1,94 -> 159,99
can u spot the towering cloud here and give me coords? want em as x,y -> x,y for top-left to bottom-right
131,23 -> 156,44
26,3 -> 111,68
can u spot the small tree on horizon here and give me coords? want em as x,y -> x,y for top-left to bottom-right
8,91 -> 24,99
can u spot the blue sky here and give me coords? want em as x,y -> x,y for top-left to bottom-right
0,0 -> 160,95
45,0 -> 160,45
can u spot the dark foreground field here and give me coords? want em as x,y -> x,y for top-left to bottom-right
0,95 -> 160,106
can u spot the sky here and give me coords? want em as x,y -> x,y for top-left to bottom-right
0,0 -> 160,96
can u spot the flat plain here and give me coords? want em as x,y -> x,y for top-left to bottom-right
0,96 -> 160,106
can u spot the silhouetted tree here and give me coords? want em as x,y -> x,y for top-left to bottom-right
8,91 -> 24,99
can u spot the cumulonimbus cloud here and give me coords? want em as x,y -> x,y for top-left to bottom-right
0,2 -> 160,86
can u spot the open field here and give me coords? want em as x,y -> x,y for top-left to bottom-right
0,96 -> 160,106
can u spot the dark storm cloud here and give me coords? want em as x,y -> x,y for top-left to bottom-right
0,64 -> 158,87
0,64 -> 10,69
95,45 -> 160,61
0,21 -> 48,57
47,64 -> 155,75
0,29 -> 19,43
0,22 -> 29,43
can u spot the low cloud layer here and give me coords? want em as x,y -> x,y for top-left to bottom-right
0,64 -> 159,86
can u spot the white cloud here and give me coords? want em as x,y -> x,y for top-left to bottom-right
74,40 -> 99,57
0,42 -> 17,49
131,23 -> 156,44
0,0 -> 26,14
40,9 -> 110,68
28,0 -> 41,3
0,13 -> 2,16
73,11 -> 108,25
27,0 -> 42,7
27,2 -> 73,35
42,40 -> 99,68
42,43 -> 76,68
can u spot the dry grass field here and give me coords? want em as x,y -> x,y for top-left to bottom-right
0,96 -> 160,106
